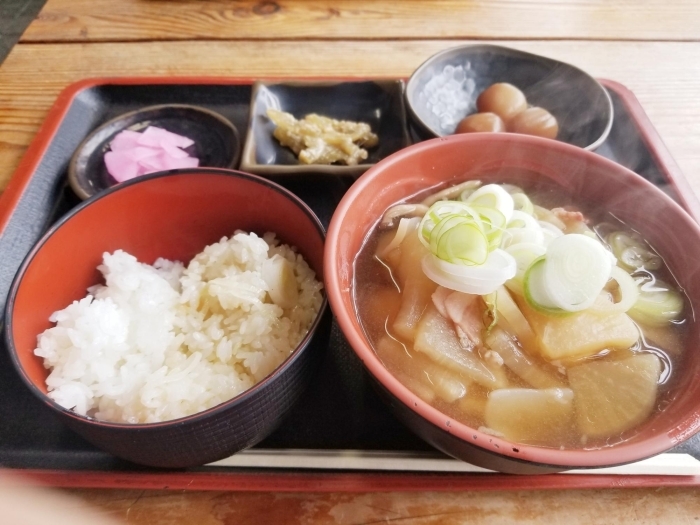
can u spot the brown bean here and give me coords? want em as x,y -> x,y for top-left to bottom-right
476,83 -> 527,122
455,112 -> 506,134
508,107 -> 559,139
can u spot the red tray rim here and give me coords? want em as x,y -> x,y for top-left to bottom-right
1,76 -> 699,491
9,468 -> 700,492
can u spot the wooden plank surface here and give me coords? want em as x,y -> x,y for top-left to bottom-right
61,486 -> 700,524
1,40 -> 699,194
3,0 -> 700,522
21,0 -> 700,43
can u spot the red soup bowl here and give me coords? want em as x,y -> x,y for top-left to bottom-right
5,169 -> 331,468
325,133 -> 700,474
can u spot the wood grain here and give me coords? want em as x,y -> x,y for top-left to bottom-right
1,40 -> 699,194
61,487 -> 700,524
3,2 -> 700,521
21,0 -> 700,43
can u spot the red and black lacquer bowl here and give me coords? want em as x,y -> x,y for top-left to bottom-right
325,133 -> 700,474
5,169 -> 331,468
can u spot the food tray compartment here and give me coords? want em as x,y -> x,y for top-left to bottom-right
0,78 -> 699,490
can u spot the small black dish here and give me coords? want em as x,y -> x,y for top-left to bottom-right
68,104 -> 240,199
240,80 -> 410,177
406,44 -> 613,150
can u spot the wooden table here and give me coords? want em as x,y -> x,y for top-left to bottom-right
1,1 -> 700,522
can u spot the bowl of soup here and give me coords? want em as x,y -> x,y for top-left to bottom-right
324,133 -> 700,474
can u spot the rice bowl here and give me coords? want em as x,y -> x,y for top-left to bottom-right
5,169 -> 330,467
36,232 -> 323,424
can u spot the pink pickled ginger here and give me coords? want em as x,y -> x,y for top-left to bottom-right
105,126 -> 199,182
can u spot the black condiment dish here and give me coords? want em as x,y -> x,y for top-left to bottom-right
69,104 -> 240,199
240,80 -> 410,177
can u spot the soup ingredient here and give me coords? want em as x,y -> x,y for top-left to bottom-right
417,186 -> 518,294
393,229 -> 436,342
567,353 -> 661,438
476,83 -> 528,122
608,231 -> 663,271
523,234 -> 613,314
484,387 -> 574,443
377,337 -> 467,403
629,277 -> 684,326
104,126 -> 199,182
414,305 -> 504,389
34,232 -> 323,424
486,328 -> 565,389
522,297 -> 640,361
507,107 -> 559,139
266,108 -> 378,166
422,249 -> 516,296
455,113 -> 506,134
588,266 -> 640,315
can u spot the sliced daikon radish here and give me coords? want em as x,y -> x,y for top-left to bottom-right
485,387 -> 574,443
485,327 -> 565,389
568,353 -> 661,438
414,305 -> 503,389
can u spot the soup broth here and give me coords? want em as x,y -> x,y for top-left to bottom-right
354,179 -> 688,450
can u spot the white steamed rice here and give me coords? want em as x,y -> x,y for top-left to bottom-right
34,231 -> 323,424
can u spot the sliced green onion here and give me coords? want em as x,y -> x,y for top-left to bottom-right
422,250 -> 516,296
512,193 -> 534,215
542,234 -> 613,312
471,205 -> 506,250
465,184 -> 515,223
608,231 -> 662,271
523,234 -> 613,315
502,211 -> 544,248
539,221 -> 564,247
430,214 -> 473,254
588,266 -> 640,314
629,277 -> 684,326
435,249 -> 516,282
508,210 -> 540,230
523,256 -> 571,316
418,200 -> 481,247
435,220 -> 489,265
379,217 -> 419,257
504,242 -> 547,296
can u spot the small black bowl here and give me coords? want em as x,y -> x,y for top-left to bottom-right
406,44 -> 613,150
240,80 -> 410,177
69,104 -> 240,199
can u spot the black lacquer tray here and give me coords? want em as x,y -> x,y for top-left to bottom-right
0,77 -> 698,491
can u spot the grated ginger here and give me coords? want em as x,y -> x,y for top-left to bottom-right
267,108 -> 378,166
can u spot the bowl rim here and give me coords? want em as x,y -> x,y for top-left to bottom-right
405,43 -> 614,151
5,167 -> 328,429
324,132 -> 700,469
68,103 -> 242,200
